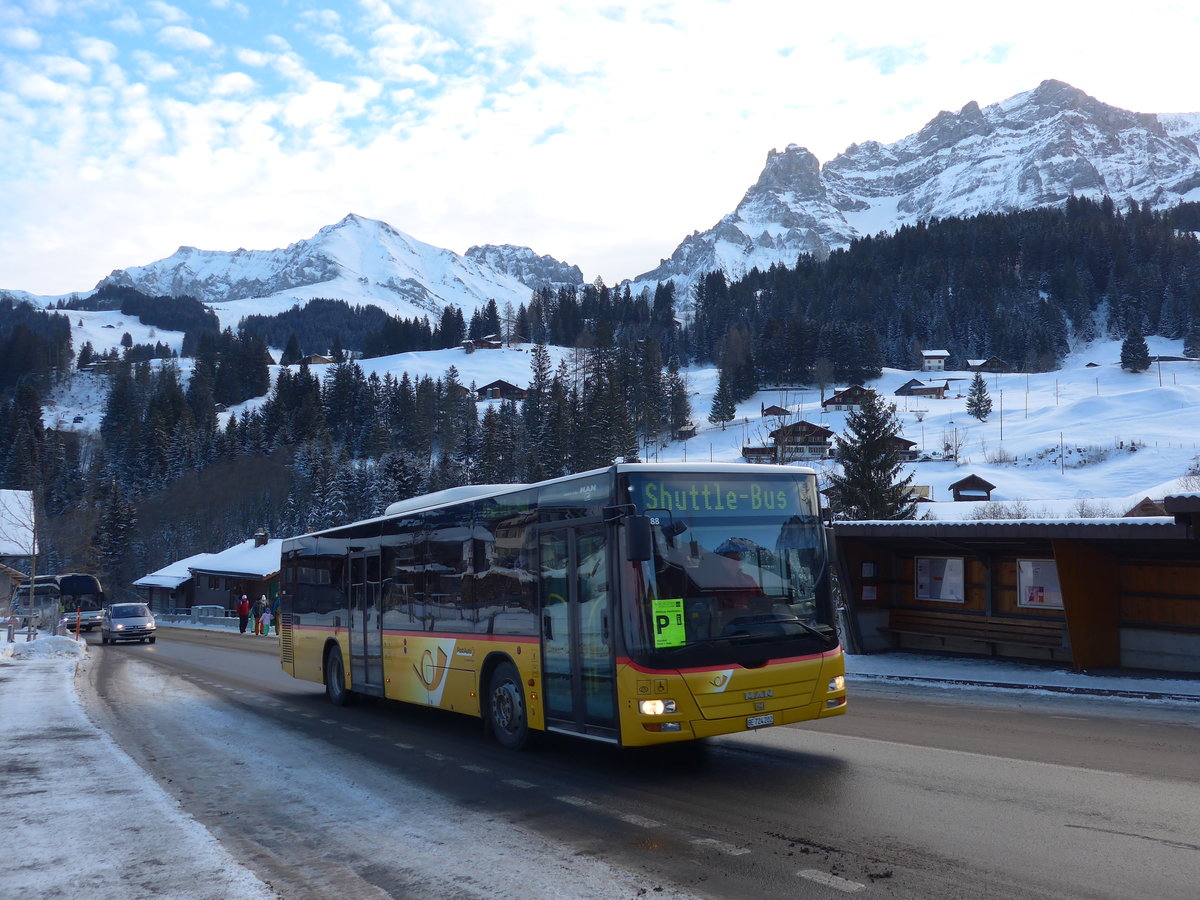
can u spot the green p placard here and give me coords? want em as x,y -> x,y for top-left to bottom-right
652,597 -> 686,648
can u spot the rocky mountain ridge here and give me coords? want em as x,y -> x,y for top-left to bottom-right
632,80 -> 1200,293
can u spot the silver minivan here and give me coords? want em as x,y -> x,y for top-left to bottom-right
101,603 -> 157,645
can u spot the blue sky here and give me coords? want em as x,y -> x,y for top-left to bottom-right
3,0 -> 1199,294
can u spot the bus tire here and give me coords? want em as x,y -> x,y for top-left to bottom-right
487,660 -> 530,750
325,646 -> 353,707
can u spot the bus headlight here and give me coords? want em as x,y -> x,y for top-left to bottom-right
638,699 -> 677,716
828,675 -> 845,692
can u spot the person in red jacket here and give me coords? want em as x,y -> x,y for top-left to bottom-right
236,594 -> 250,633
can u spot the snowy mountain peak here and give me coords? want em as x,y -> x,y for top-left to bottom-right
634,80 -> 1200,295
93,213 -> 547,327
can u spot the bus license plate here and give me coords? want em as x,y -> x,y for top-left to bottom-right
746,713 -> 775,729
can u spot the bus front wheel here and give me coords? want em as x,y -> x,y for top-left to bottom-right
325,646 -> 354,707
487,661 -> 530,750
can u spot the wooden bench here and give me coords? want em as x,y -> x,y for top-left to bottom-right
881,608 -> 1066,658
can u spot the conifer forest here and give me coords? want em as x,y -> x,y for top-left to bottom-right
3,197 -> 1200,597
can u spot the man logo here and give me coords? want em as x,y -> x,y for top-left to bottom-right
744,689 -> 774,701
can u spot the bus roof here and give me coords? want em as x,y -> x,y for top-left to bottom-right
290,462 -> 820,548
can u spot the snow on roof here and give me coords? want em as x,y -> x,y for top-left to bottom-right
133,551 -> 219,589
0,489 -> 35,557
921,349 -> 950,357
187,538 -> 282,578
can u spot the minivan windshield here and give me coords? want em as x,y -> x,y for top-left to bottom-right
111,604 -> 150,618
620,471 -> 836,667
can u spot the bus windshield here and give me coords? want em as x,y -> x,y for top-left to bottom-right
622,471 -> 836,666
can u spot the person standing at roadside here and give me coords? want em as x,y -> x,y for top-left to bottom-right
259,595 -> 272,636
251,595 -> 265,635
236,594 -> 250,633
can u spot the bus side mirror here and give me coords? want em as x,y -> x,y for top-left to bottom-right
626,515 -> 653,562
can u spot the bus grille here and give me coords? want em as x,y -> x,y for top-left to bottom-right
280,613 -> 294,664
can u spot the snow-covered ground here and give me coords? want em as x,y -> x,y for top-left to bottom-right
0,636 -> 276,900
2,630 -> 1196,899
43,333 -> 1200,515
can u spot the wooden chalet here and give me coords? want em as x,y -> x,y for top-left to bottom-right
949,474 -> 996,502
760,403 -> 790,417
766,420 -> 835,461
966,356 -> 1010,373
894,378 -> 947,400
822,385 -> 874,412
741,445 -> 777,463
463,335 -> 504,351
889,435 -> 920,461
476,379 -> 528,401
1125,497 -> 1167,517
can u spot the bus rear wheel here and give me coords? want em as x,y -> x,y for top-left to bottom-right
325,646 -> 353,706
487,661 -> 530,750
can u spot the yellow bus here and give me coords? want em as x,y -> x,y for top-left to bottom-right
278,462 -> 847,748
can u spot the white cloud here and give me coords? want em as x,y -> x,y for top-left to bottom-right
211,71 -> 255,96
131,50 -> 179,81
1,27 -> 42,50
146,1 -> 191,25
158,25 -> 214,53
14,70 -> 77,103
75,37 -> 118,65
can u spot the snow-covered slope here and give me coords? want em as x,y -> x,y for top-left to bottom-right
633,80 -> 1200,294
88,214 -> 567,329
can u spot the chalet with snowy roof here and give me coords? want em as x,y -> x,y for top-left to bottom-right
822,385 -> 874,412
133,551 -> 217,613
948,474 -> 996,502
463,335 -> 503,351
894,378 -> 947,400
765,420 -> 836,461
187,529 -> 282,612
476,379 -> 528,401
675,423 -> 698,440
966,356 -> 1010,373
921,349 -> 951,372
760,403 -> 790,417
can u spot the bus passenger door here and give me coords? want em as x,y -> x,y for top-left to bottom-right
348,551 -> 384,693
539,524 -> 616,737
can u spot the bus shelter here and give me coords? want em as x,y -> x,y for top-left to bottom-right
832,496 -> 1200,675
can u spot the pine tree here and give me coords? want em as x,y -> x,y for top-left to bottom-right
1119,325 -> 1151,372
281,333 -> 302,366
707,369 -> 736,429
965,372 -> 993,421
827,392 -> 917,520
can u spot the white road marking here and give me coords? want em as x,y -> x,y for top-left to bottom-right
618,813 -> 661,828
797,870 -> 866,892
504,778 -> 536,789
461,764 -> 490,774
557,795 -> 595,808
691,838 -> 751,856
